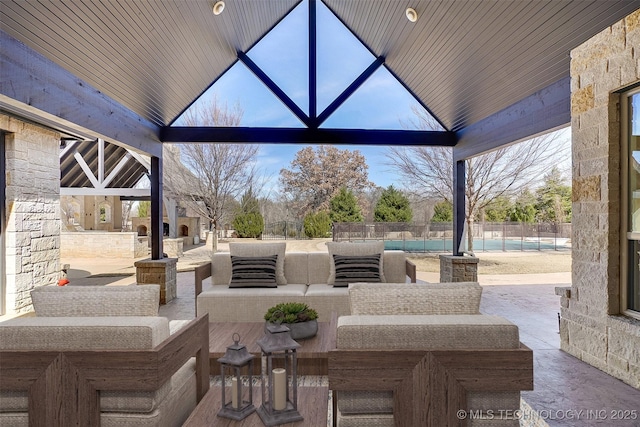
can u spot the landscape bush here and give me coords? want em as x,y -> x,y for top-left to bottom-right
233,212 -> 264,238
303,211 -> 332,238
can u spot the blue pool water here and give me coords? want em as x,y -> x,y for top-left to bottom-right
376,238 -> 570,252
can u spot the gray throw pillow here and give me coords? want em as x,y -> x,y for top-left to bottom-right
229,242 -> 287,285
333,253 -> 382,287
327,241 -> 385,283
229,255 -> 278,288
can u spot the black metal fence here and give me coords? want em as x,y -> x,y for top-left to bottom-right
262,221 -> 308,240
332,222 -> 572,252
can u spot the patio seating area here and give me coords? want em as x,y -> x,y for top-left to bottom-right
2,2 -> 640,426
160,270 -> 640,426
1,243 -> 639,426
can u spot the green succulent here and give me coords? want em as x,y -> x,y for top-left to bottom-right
264,302 -> 318,323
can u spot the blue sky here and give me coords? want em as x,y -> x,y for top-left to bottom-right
176,0 -> 571,192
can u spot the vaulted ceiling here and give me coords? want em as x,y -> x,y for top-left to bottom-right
2,0 -> 640,159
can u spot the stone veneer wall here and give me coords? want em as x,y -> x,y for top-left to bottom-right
564,10 -> 640,388
1,114 -> 61,315
60,231 -> 148,258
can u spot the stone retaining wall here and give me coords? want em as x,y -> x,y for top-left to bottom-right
61,231 -> 148,258
565,10 -> 640,388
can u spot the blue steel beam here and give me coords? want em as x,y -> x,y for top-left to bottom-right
314,57 -> 385,127
161,126 -> 457,146
237,51 -> 311,127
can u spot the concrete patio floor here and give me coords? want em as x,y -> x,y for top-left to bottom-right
10,244 -> 639,426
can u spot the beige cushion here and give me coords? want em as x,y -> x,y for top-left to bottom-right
0,316 -> 169,350
229,242 -> 287,285
337,411 -> 394,427
307,252 -> 331,284
283,252 -> 309,284
31,285 -> 160,317
336,314 -> 520,349
326,241 -> 385,284
349,282 -> 482,315
196,285 -> 307,322
338,390 -> 393,415
211,252 -> 233,285
304,284 -> 351,320
381,251 -> 407,283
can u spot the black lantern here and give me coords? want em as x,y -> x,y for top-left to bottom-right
256,323 -> 303,426
217,333 -> 255,420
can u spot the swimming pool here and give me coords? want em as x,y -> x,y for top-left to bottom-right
374,238 -> 570,252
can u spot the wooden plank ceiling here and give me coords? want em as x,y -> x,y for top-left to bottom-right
1,0 -> 639,133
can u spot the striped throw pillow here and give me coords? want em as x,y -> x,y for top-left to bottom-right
229,255 -> 278,288
333,253 -> 382,287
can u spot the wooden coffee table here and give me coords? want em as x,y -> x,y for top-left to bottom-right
182,385 -> 329,426
208,313 -> 337,376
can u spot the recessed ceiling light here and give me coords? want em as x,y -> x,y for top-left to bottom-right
213,1 -> 225,15
406,7 -> 418,23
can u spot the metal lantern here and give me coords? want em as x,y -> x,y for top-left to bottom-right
256,323 -> 303,426
217,333 -> 255,420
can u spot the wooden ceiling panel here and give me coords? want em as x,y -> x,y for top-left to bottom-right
2,0 -> 639,134
1,0 -> 299,126
324,0 -> 640,131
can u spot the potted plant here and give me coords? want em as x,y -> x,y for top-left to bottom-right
264,302 -> 319,340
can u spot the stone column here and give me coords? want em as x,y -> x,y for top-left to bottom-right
134,258 -> 177,304
2,115 -> 61,315
439,255 -> 479,282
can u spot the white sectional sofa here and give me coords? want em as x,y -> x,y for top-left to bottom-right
195,242 -> 417,322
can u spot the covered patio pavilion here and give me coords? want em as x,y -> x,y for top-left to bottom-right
2,0 -> 640,422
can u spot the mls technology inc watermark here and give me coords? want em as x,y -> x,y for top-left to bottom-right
456,409 -> 638,422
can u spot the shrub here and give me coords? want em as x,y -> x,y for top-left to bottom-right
374,186 -> 412,222
303,211 -> 332,238
232,212 -> 264,238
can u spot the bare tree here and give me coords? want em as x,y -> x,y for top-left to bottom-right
388,106 -> 570,251
279,146 -> 375,217
164,95 -> 260,250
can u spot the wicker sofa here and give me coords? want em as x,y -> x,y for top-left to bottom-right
329,282 -> 533,427
0,285 -> 209,427
194,242 -> 417,322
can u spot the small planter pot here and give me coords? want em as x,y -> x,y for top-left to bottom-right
265,319 -> 318,340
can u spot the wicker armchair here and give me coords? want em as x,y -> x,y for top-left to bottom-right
0,285 -> 209,427
329,282 -> 533,427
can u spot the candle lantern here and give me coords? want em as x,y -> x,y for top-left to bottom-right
217,333 -> 255,420
256,323 -> 303,426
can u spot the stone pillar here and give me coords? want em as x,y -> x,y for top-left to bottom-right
163,238 -> 184,258
439,254 -> 479,282
2,115 -> 61,315
134,258 -> 177,304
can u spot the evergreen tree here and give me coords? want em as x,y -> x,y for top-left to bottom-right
137,201 -> 151,217
232,212 -> 264,238
535,167 -> 572,223
373,186 -> 413,222
232,188 -> 264,237
303,211 -> 332,238
483,196 -> 513,222
238,187 -> 260,214
507,189 -> 537,222
431,201 -> 453,222
330,187 -> 364,222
